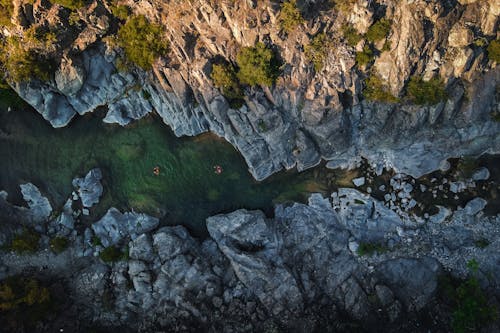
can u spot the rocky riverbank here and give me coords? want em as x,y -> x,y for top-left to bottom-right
0,168 -> 498,332
3,0 -> 499,181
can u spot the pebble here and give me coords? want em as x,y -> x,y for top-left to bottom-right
379,185 -> 386,192
420,184 -> 427,192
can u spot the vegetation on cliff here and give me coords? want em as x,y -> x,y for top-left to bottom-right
279,0 -> 304,33
236,43 -> 280,87
116,15 -> 169,70
304,33 -> 330,72
407,76 -> 447,105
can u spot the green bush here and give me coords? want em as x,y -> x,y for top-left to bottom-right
441,260 -> 498,333
487,39 -> 500,63
332,0 -> 357,12
116,15 -> 169,70
211,63 -> 244,107
236,42 -> 280,87
0,37 -> 50,83
279,0 -> 304,33
407,76 -> 447,105
110,4 -> 130,21
51,0 -> 86,10
357,242 -> 388,256
49,236 -> 69,254
10,229 -> 40,254
304,33 -> 329,72
366,18 -> 392,43
0,0 -> 13,26
363,74 -> 399,103
355,45 -> 374,66
342,24 -> 363,47
99,246 -> 125,262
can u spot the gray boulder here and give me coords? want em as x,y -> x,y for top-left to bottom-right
20,183 -> 52,223
472,167 -> 490,181
207,210 -> 304,317
376,257 -> 442,311
92,208 -> 159,247
72,168 -> 103,208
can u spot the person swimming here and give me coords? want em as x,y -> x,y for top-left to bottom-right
153,166 -> 160,176
213,165 -> 223,174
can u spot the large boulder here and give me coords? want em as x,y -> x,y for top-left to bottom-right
20,183 -> 52,223
376,257 -> 442,311
207,210 -> 304,317
92,208 -> 159,247
72,168 -> 103,208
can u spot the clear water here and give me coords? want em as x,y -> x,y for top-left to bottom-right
0,89 -> 339,236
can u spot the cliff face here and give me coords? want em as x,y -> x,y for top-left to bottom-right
3,0 -> 500,180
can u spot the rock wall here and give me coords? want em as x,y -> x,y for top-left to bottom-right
3,0 -> 499,180
0,176 -> 499,332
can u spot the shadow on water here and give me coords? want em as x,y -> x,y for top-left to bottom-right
0,89 -> 346,237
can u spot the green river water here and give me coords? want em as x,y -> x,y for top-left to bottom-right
0,89 -> 341,236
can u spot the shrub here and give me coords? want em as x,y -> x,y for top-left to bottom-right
487,39 -> 500,63
0,276 -> 55,329
355,45 -> 374,66
110,4 -> 130,21
49,236 -> 69,254
342,24 -> 363,47
363,74 -> 399,103
441,260 -> 498,333
0,37 -> 51,83
10,229 -> 40,254
304,33 -> 329,71
99,246 -> 124,262
116,15 -> 169,70
366,18 -> 392,43
279,0 -> 304,33
211,63 -> 244,107
407,76 -> 447,105
0,0 -> 13,26
332,0 -> 357,12
236,42 -> 280,86
357,242 -> 388,256
51,0 -> 86,10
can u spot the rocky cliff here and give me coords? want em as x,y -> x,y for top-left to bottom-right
1,0 -> 499,180
0,170 -> 499,332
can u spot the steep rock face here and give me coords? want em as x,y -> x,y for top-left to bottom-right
4,0 -> 500,181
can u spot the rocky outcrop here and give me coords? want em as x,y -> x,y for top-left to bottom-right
72,168 -> 103,208
1,182 -> 499,331
19,183 -> 52,223
4,0 -> 498,181
91,207 -> 159,247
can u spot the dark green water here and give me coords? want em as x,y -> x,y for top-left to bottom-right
0,89 -> 337,236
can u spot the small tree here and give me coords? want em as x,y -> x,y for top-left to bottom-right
363,74 -> 398,103
116,15 -> 169,70
304,33 -> 329,71
366,18 -> 392,43
279,0 -> 304,33
342,24 -> 363,47
236,43 -> 280,87
211,63 -> 244,106
355,45 -> 374,66
407,76 -> 447,105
